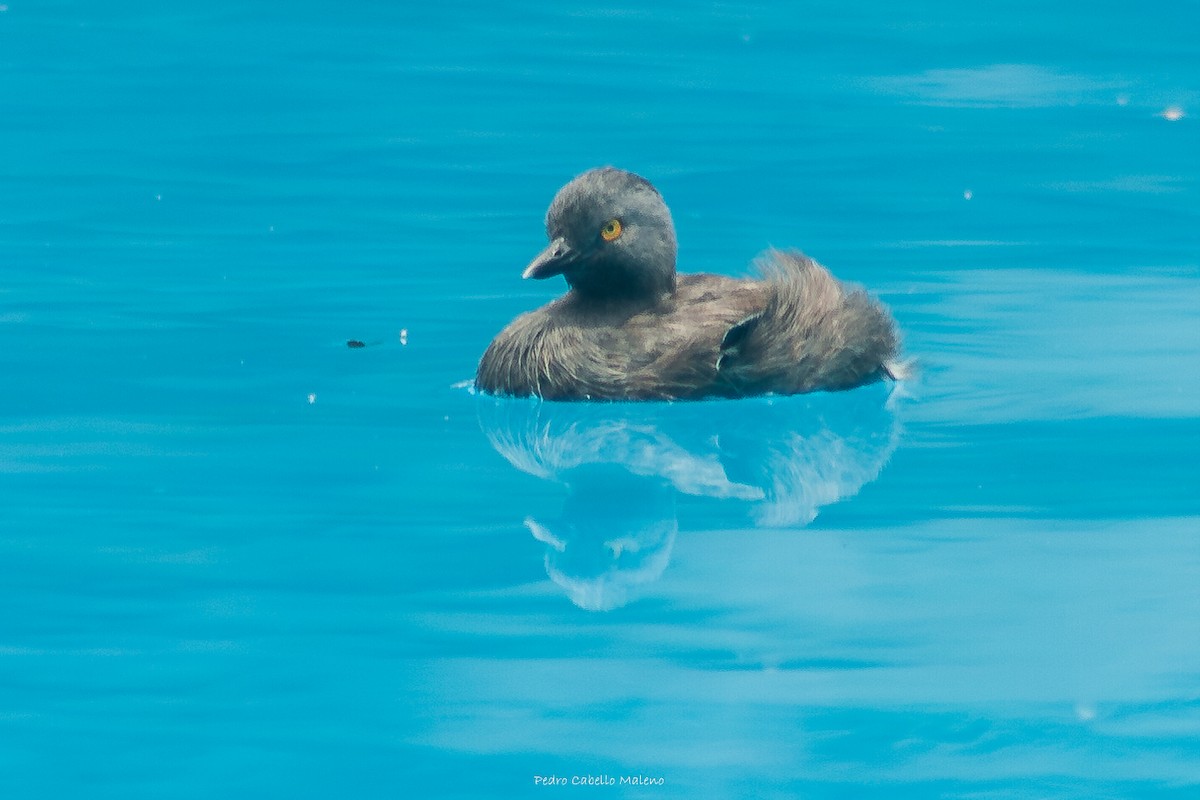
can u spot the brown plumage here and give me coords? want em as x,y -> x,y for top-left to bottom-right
476,168 -> 901,401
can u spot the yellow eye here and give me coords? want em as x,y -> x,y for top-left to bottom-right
600,218 -> 622,242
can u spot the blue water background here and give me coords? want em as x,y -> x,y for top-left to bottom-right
3,2 -> 1199,797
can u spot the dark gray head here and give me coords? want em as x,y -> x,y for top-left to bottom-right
522,167 -> 677,302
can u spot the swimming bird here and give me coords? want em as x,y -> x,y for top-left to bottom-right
476,167 -> 901,401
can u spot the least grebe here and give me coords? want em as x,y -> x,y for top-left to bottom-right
476,167 -> 901,401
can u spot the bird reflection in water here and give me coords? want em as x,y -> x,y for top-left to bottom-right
476,383 -> 904,611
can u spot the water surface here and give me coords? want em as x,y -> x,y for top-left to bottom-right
2,2 -> 1198,798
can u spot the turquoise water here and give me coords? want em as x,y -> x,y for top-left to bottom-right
3,2 -> 1199,797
